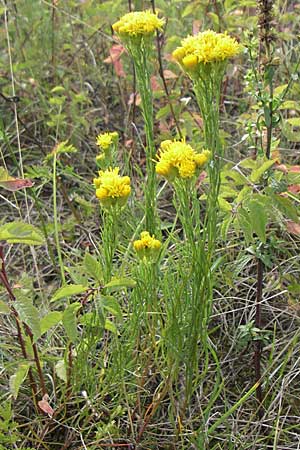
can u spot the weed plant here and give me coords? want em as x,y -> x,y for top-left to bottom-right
0,1 -> 300,450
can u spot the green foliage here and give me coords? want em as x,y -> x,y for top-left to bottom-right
62,302 -> 82,343
0,1 -> 300,449
14,289 -> 41,341
0,222 -> 44,245
9,363 -> 30,399
51,284 -> 88,302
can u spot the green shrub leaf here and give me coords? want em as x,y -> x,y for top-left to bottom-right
40,311 -> 62,335
51,284 -> 88,302
84,252 -> 103,284
62,302 -> 81,343
0,221 -> 44,245
9,363 -> 30,399
104,277 -> 136,291
14,291 -> 41,340
247,199 -> 267,243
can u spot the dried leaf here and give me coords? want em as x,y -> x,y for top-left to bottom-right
103,44 -> 125,77
288,184 -> 300,194
290,165 -> 300,173
286,220 -> 300,235
38,395 -> 54,417
163,70 -> 177,80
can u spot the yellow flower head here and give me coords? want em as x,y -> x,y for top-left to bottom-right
94,167 -> 131,208
96,132 -> 118,151
173,30 -> 242,69
156,139 -> 210,181
112,11 -> 165,37
133,231 -> 162,260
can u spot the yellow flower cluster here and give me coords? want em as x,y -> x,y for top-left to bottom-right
156,140 -> 210,181
94,167 -> 131,208
96,132 -> 118,151
173,30 -> 241,69
112,11 -> 165,37
133,231 -> 162,260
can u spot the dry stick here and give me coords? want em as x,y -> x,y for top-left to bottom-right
0,246 -> 47,398
150,0 -> 183,139
254,257 -> 264,418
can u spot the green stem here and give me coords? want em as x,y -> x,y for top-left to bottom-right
53,153 -> 65,284
131,43 -> 157,234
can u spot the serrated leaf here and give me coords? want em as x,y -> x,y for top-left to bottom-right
62,302 -> 81,343
0,300 -> 10,314
250,159 -> 275,183
9,363 -> 30,399
55,359 -> 67,382
104,277 -> 136,291
51,284 -> 88,302
84,252 -> 103,283
0,221 -> 44,245
14,291 -> 41,340
40,311 -> 62,335
247,199 -> 267,243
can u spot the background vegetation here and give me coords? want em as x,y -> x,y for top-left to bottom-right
0,0 -> 300,449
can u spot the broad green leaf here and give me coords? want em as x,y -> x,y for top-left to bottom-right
282,119 -> 300,142
99,295 -> 122,319
0,221 -> 44,245
0,300 -> 10,314
9,363 -> 30,399
239,158 -> 257,170
51,284 -> 88,302
104,319 -> 117,334
84,252 -> 103,283
14,291 -> 41,340
62,302 -> 81,343
40,311 -> 62,335
287,117 -> 300,126
279,100 -> 300,111
247,200 -> 267,243
55,359 -> 67,382
272,194 -> 299,222
220,215 -> 233,241
218,197 -> 232,212
104,277 -> 136,291
237,207 -> 253,245
250,159 -> 275,183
